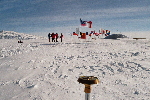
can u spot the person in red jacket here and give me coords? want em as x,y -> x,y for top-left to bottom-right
56,33 -> 59,42
51,33 -> 55,42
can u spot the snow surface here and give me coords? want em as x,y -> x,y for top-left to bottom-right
0,31 -> 150,100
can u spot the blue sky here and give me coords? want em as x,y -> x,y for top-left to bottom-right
0,0 -> 150,37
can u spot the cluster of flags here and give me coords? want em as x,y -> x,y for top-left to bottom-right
73,29 -> 110,37
72,18 -> 111,37
100,29 -> 111,36
88,29 -> 110,36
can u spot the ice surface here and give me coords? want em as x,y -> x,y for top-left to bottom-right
0,32 -> 150,100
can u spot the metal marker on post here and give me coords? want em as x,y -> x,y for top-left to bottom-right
77,76 -> 100,100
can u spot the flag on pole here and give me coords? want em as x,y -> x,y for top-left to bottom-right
103,30 -> 110,36
87,21 -> 92,28
73,32 -> 78,36
80,18 -> 87,26
94,32 -> 99,36
106,30 -> 110,35
89,31 -> 94,36
80,18 -> 92,28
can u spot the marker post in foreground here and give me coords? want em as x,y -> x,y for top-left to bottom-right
77,76 -> 100,100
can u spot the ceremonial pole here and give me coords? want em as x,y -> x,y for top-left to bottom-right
78,76 -> 100,100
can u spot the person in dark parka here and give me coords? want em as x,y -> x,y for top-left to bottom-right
48,33 -> 51,42
60,33 -> 63,42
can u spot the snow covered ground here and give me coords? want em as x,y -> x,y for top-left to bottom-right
0,31 -> 150,100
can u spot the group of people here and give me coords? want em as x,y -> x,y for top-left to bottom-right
48,33 -> 63,42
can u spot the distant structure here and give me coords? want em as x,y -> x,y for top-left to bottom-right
104,34 -> 128,39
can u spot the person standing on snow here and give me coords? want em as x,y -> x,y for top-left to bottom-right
51,33 -> 55,42
48,33 -> 51,42
56,33 -> 59,42
60,33 -> 63,42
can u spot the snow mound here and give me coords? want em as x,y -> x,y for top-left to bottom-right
0,30 -> 45,40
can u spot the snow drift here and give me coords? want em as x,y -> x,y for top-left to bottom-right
0,31 -> 150,100
0,31 -> 45,40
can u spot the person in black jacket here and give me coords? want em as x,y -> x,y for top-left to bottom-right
48,33 -> 51,42
60,33 -> 63,42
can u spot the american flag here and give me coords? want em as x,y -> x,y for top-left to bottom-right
80,18 -> 92,28
80,18 -> 87,26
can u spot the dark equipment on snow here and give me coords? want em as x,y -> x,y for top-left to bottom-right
104,34 -> 128,39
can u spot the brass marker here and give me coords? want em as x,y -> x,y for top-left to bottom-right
78,76 -> 100,100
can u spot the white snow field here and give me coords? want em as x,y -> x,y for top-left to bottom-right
0,31 -> 150,100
